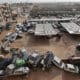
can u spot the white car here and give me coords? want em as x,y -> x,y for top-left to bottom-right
28,29 -> 34,34
2,32 -> 12,41
13,67 -> 30,75
52,56 -> 65,69
9,33 -> 18,42
5,32 -> 12,37
7,64 -> 15,70
64,64 -> 79,73
0,70 -> 5,76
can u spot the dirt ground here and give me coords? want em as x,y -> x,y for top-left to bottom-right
1,18 -> 80,80
10,33 -> 79,59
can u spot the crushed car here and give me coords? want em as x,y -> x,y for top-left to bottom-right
5,22 -> 12,30
0,70 -> 6,76
16,23 -> 27,32
64,63 -> 79,73
13,67 -> 30,75
0,58 -> 12,70
28,51 -> 43,68
52,55 -> 65,69
19,48 -> 30,61
2,32 -> 22,43
40,51 -> 54,70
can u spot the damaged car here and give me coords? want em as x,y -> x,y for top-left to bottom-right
13,67 -> 30,75
28,51 -> 42,68
40,51 -> 54,70
64,64 -> 79,73
52,55 -> 65,69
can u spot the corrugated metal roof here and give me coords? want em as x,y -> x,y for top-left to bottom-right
35,23 -> 59,36
61,22 -> 80,34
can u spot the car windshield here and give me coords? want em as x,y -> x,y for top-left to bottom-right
54,56 -> 61,63
54,59 -> 62,66
67,64 -> 75,69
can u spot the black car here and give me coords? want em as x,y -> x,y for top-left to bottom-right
41,51 -> 54,70
5,23 -> 12,30
28,52 -> 42,68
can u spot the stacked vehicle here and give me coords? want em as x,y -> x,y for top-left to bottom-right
0,31 -> 22,53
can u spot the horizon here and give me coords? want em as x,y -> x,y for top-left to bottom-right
1,0 -> 80,4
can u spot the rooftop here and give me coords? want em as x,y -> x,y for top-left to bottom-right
35,23 -> 59,36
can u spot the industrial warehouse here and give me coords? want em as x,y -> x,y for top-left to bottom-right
0,1 -> 80,80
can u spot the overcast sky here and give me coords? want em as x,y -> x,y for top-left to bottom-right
0,0 -> 80,3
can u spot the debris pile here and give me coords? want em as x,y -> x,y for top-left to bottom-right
1,31 -> 22,53
0,49 -> 80,77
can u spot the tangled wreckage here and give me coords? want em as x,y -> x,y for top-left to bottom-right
0,18 -> 80,78
0,49 -> 80,77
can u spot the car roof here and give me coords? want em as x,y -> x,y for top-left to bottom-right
66,64 -> 75,69
54,56 -> 61,63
